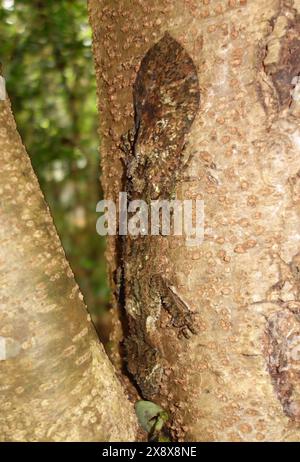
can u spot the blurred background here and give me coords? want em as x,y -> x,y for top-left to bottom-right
0,0 -> 111,342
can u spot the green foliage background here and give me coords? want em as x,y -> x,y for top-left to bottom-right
0,0 -> 110,337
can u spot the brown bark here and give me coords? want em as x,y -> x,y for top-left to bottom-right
0,94 -> 137,441
89,0 -> 300,441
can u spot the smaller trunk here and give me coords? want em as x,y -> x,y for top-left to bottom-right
0,94 -> 137,442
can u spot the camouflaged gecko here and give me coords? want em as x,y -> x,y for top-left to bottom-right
118,33 -> 200,395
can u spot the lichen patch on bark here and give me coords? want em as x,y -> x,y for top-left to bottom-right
265,308 -> 300,421
258,4 -> 300,114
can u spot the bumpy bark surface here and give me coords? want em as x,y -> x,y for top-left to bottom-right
0,95 -> 137,441
89,0 -> 300,441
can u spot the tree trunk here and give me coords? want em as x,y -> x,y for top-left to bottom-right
0,93 -> 137,441
89,0 -> 300,441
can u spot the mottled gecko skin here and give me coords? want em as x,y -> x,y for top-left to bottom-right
125,32 -> 200,201
119,33 -> 200,397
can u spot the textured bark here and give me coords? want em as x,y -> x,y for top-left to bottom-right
89,0 -> 300,441
0,95 -> 137,441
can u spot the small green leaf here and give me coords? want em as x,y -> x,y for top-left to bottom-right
135,400 -> 169,435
